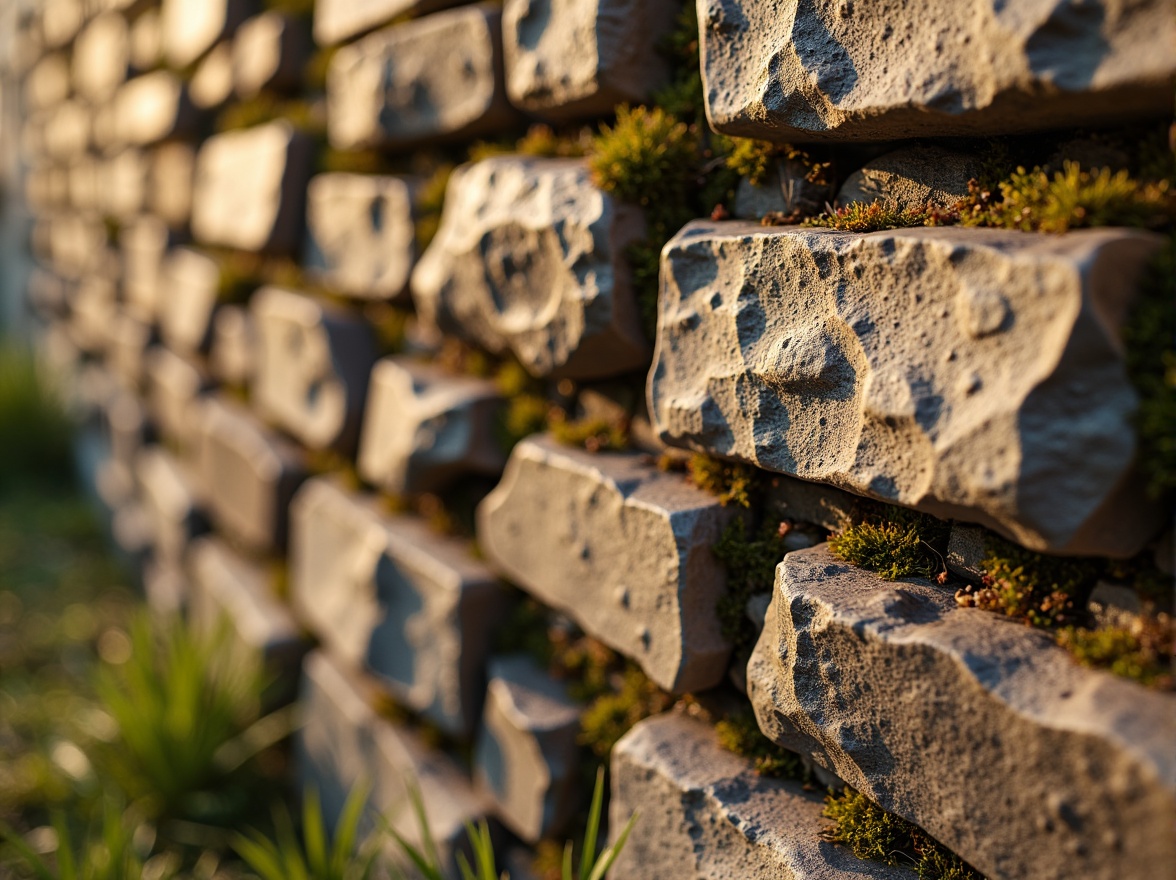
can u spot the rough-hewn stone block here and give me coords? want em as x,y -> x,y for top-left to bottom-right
161,0 -> 251,68
304,173 -> 417,302
475,655 -> 581,843
356,357 -> 505,495
24,52 -> 70,112
209,304 -> 255,386
251,287 -> 377,454
114,71 -> 200,147
103,150 -> 149,220
313,0 -> 463,46
290,478 -> 507,736
96,388 -> 148,509
478,435 -> 735,692
121,215 -> 172,322
129,8 -> 163,72
73,12 -> 129,103
233,12 -> 309,99
326,5 -> 517,151
502,0 -> 677,121
148,142 -> 196,229
296,649 -> 491,869
649,222 -> 1165,557
135,445 -> 207,568
189,40 -> 235,110
700,0 -> 1176,142
69,276 -> 119,355
836,147 -> 981,212
43,100 -> 89,160
611,712 -> 910,880
144,347 -> 209,449
107,312 -> 153,392
191,121 -> 314,254
413,157 -> 648,380
159,247 -> 221,355
193,396 -> 307,553
748,544 -> 1176,880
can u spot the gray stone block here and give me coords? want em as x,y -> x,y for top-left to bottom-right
26,267 -> 70,319
68,276 -> 119,355
731,161 -> 833,222
107,311 -> 153,392
142,558 -> 188,616
477,435 -> 736,692
159,247 -> 221,355
326,5 -> 517,151
114,71 -> 200,147
96,388 -> 148,510
356,357 -> 505,495
475,655 -> 581,843
610,712 -> 911,880
209,304 -> 256,387
945,522 -> 987,583
290,477 -> 508,737
313,0 -> 465,46
148,142 -> 196,228
102,150 -> 149,220
700,0 -> 1176,142
649,221 -> 1166,558
251,287 -> 377,454
135,445 -> 207,569
233,12 -> 310,99
763,475 -> 858,534
748,544 -> 1176,880
161,0 -> 251,68
193,395 -> 308,553
73,12 -> 130,103
23,52 -> 70,112
121,215 -> 173,323
304,173 -> 418,302
43,100 -> 90,160
296,649 -> 491,869
144,347 -> 209,451
191,121 -> 314,254
189,40 -> 235,110
837,147 -> 982,211
129,7 -> 163,72
412,157 -> 648,380
502,0 -> 677,121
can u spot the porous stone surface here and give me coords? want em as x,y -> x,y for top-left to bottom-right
501,0 -> 677,121
304,173 -> 417,302
478,435 -> 736,692
209,305 -> 256,387
144,347 -> 208,449
326,5 -> 517,151
159,247 -> 221,355
837,147 -> 983,210
610,712 -> 911,880
945,522 -> 987,582
356,357 -> 506,495
764,475 -> 858,534
699,0 -> 1176,141
193,396 -> 308,553
290,478 -> 507,736
134,445 -> 207,568
649,221 -> 1166,557
297,649 -> 491,869
475,655 -> 581,843
748,544 -> 1176,880
313,0 -> 465,46
412,157 -> 648,380
251,287 -> 377,454
72,12 -> 129,103
232,12 -> 309,99
114,71 -> 199,146
161,0 -> 251,69
149,142 -> 196,228
191,121 -> 314,254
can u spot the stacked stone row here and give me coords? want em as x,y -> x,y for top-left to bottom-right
6,0 -> 1175,878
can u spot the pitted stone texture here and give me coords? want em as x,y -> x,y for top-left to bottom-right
73,12 -> 130,103
210,305 -> 256,387
193,396 -> 307,553
475,655 -> 581,843
191,121 -> 314,254
159,247 -> 221,355
649,222 -> 1165,557
290,478 -> 507,737
149,143 -> 196,228
162,0 -> 251,68
188,536 -> 307,678
145,347 -> 209,450
749,544 -> 1176,880
611,712 -> 911,880
122,215 -> 172,322
502,0 -> 677,121
357,358 -> 505,495
135,446 -> 207,568
326,5 -> 517,151
314,0 -> 465,45
252,287 -> 377,454
297,649 -> 491,871
233,13 -> 309,99
305,173 -> 417,302
478,435 -> 735,692
700,0 -> 1176,141
114,72 -> 200,147
413,157 -> 648,380
837,147 -> 982,211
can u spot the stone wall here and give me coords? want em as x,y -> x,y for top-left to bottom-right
4,0 -> 1174,877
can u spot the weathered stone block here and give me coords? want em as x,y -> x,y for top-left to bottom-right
159,247 -> 221,355
611,712 -> 910,880
837,147 -> 982,211
304,173 -> 417,302
40,0 -> 84,50
193,396 -> 308,554
135,445 -> 207,568
96,388 -> 148,509
475,655 -> 581,843
290,477 -> 507,736
191,121 -> 314,254
326,5 -> 517,151
700,0 -> 1176,142
107,312 -> 153,391
731,160 -> 833,222
142,559 -> 187,616
233,12 -> 309,99
502,0 -> 677,121
478,435 -> 735,692
26,268 -> 70,318
73,12 -> 130,103
102,150 -> 149,220
252,287 -> 377,454
209,304 -> 255,386
69,276 -> 119,355
356,357 -> 505,495
148,142 -> 196,228
413,157 -> 648,380
24,52 -> 70,112
145,347 -> 209,449
189,40 -> 235,109
121,215 -> 172,322
43,100 -> 90,160
297,649 -> 491,869
161,0 -> 251,68
114,71 -> 200,147
748,544 -> 1176,880
313,0 -> 464,46
129,8 -> 163,72
945,522 -> 987,582
649,222 -> 1166,557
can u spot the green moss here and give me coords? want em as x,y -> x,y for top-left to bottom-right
549,413 -> 629,453
713,518 -> 787,653
650,2 -> 705,124
1057,621 -> 1173,690
468,124 -> 589,163
828,514 -> 948,582
715,710 -> 804,779
414,163 -> 455,252
686,453 -> 760,508
577,665 -> 672,759
262,0 -> 315,17
0,347 -> 72,489
215,95 -> 325,137
822,788 -> 982,880
801,200 -> 951,233
720,138 -> 832,188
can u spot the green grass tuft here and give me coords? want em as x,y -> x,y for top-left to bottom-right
828,518 -> 943,582
1057,621 -> 1173,690
714,710 -> 804,779
0,347 -> 72,489
685,453 -> 759,509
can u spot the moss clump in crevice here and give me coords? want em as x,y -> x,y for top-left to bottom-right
549,413 -> 629,453
413,162 -> 455,252
720,137 -> 832,189
1057,619 -> 1174,690
822,788 -> 983,880
682,452 -> 762,509
712,517 -> 788,654
714,709 -> 805,780
799,200 -> 955,233
214,94 -> 325,137
650,1 -> 705,125
828,512 -> 950,582
467,123 -> 590,163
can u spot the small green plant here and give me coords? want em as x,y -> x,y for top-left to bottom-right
650,2 -> 705,124
801,200 -> 951,233
550,413 -> 629,453
712,518 -> 788,652
1057,620 -> 1174,690
686,453 -> 759,508
721,138 -> 832,188
714,710 -> 804,779
822,788 -> 981,880
233,785 -> 379,880
0,347 -> 72,488
829,520 -> 937,581
414,163 -> 455,251
215,95 -> 324,137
